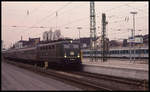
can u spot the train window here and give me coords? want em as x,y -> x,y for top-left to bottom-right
64,44 -> 70,48
48,46 -> 50,49
117,50 -> 119,54
146,50 -> 148,54
143,49 -> 146,54
136,50 -> 139,54
111,51 -> 113,54
125,50 -> 128,54
131,50 -> 134,54
110,51 -> 112,54
112,51 -> 114,54
83,52 -> 86,54
120,50 -> 122,54
140,49 -> 144,54
73,44 -> 79,49
114,51 -> 116,54
52,45 -> 55,49
123,50 -> 125,54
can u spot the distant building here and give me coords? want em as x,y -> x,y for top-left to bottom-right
74,37 -> 91,49
143,34 -> 149,45
13,37 -> 40,49
29,37 -> 40,46
43,31 -> 49,41
109,40 -> 122,47
43,29 -> 63,41
126,34 -> 148,47
14,40 -> 29,49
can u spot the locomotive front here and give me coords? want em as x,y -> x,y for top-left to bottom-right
62,40 -> 82,67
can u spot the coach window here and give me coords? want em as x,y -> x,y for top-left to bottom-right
111,51 -> 113,54
47,46 -> 48,50
52,45 -> 54,49
141,49 -> 144,54
116,51 -> 119,54
123,50 -> 125,54
135,50 -> 138,54
49,45 -> 51,49
109,51 -> 112,54
146,50 -> 148,54
143,49 -> 146,54
131,50 -> 134,54
125,50 -> 128,54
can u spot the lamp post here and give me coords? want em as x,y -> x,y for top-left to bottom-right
130,11 -> 137,62
77,27 -> 82,47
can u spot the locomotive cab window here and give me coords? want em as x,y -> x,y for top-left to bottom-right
63,44 -> 79,49
73,44 -> 79,49
64,44 -> 70,48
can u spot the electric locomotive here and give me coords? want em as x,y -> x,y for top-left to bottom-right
37,40 -> 82,69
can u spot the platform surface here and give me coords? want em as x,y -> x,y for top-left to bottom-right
82,58 -> 148,71
2,61 -> 81,91
82,58 -> 148,80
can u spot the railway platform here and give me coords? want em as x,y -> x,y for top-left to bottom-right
2,61 -> 80,90
82,58 -> 148,80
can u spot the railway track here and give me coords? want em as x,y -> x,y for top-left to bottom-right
4,59 -> 148,91
66,71 -> 148,90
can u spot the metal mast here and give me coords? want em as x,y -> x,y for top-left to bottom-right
130,11 -> 137,62
90,1 -> 97,61
101,13 -> 108,62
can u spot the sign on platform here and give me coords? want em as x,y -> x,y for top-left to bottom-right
127,37 -> 143,43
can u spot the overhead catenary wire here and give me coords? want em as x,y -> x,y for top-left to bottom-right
40,3 -> 88,27
18,4 -> 45,27
21,2 -> 73,32
59,16 -> 89,28
32,2 -> 72,27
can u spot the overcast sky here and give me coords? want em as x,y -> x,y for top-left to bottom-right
2,1 -> 148,48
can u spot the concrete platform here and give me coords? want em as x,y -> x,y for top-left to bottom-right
2,61 -> 81,90
82,58 -> 148,80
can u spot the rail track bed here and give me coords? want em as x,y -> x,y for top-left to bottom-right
4,59 -> 148,91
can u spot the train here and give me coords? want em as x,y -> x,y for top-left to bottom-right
3,40 -> 83,70
82,46 -> 149,59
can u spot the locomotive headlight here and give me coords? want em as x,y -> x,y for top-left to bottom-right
64,53 -> 67,58
77,53 -> 80,58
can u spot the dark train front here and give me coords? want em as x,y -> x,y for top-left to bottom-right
37,40 -> 83,70
61,40 -> 82,69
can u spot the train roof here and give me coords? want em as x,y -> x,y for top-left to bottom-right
82,46 -> 148,51
5,46 -> 36,53
38,40 -> 79,47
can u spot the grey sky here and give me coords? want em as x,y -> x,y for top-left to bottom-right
2,1 -> 148,48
